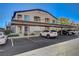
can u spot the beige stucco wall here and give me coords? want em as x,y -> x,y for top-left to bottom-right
29,26 -> 45,32
15,10 -> 57,23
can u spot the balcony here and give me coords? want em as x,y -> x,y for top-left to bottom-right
11,20 -> 77,28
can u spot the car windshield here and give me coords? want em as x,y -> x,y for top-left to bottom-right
0,32 -> 3,36
43,30 -> 49,32
51,30 -> 56,32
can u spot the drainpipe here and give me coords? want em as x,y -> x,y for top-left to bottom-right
61,21 -> 63,35
61,27 -> 63,35
27,26 -> 30,39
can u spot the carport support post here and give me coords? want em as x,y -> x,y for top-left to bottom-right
61,27 -> 63,35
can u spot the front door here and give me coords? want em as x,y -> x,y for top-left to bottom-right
24,26 -> 28,35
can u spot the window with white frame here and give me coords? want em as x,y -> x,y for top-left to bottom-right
11,26 -> 16,33
17,14 -> 22,20
34,16 -> 40,22
45,18 -> 50,23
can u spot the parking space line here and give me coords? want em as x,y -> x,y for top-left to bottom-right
11,39 -> 14,47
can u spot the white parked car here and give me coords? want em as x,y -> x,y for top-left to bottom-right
0,32 -> 7,45
74,30 -> 79,34
69,30 -> 79,35
40,30 -> 58,38
76,30 -> 79,34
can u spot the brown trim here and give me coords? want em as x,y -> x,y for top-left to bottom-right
11,22 -> 56,27
11,20 -> 77,28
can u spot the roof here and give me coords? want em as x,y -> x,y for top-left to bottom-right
12,9 -> 58,20
0,28 -> 4,30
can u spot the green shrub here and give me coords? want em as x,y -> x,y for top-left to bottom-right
8,33 -> 19,37
30,33 -> 35,35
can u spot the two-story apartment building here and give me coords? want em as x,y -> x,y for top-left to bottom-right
11,9 -> 58,36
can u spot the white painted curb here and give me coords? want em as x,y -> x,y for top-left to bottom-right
8,35 -> 39,40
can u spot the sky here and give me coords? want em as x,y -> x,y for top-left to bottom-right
0,3 -> 79,28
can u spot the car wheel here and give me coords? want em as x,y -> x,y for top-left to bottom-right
72,33 -> 75,35
67,32 -> 70,36
54,37 -> 57,38
47,34 -> 50,39
68,33 -> 71,35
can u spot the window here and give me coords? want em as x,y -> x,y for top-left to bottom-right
45,18 -> 50,23
0,32 -> 2,36
34,16 -> 40,22
52,20 -> 55,24
17,14 -> 22,20
51,30 -> 56,32
11,26 -> 16,33
24,15 -> 30,21
43,30 -> 49,32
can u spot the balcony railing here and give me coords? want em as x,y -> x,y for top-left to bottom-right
11,20 -> 77,28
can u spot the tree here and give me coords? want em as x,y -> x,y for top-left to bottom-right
59,18 -> 71,25
58,17 -> 71,35
4,29 -> 12,35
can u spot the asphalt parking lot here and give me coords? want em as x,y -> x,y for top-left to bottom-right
0,35 -> 79,56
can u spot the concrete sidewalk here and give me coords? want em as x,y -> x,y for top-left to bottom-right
16,38 -> 79,56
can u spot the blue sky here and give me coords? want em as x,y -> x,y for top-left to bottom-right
0,3 -> 79,28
